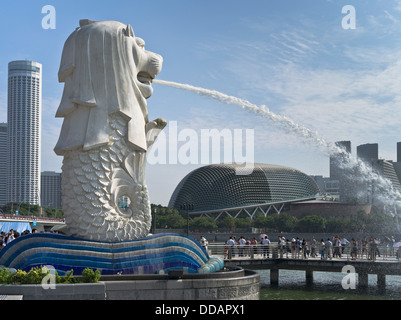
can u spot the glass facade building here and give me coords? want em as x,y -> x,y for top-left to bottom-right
357,143 -> 379,164
0,123 -> 7,206
41,171 -> 62,209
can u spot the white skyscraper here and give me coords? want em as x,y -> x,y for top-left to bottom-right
7,60 -> 42,205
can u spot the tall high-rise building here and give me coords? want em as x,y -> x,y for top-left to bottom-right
357,143 -> 378,165
397,142 -> 401,163
0,123 -> 7,206
328,140 -> 401,206
394,142 -> 401,186
7,60 -> 42,205
329,140 -> 351,178
372,160 -> 401,192
41,171 -> 62,209
329,141 -> 352,201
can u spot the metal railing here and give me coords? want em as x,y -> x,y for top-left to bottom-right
206,243 -> 401,262
0,213 -> 65,223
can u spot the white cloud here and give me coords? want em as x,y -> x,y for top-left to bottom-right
254,55 -> 401,164
191,12 -> 401,169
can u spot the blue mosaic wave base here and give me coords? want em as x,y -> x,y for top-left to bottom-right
0,233 -> 223,276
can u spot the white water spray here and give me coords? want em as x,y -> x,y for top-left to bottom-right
154,79 -> 401,221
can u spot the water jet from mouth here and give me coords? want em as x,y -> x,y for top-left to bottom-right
153,79 -> 401,229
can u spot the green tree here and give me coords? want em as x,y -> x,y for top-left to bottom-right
326,217 -> 347,233
156,212 -> 186,229
295,215 -> 326,233
1,202 -> 65,218
235,217 -> 252,229
266,215 -> 277,230
274,212 -> 297,232
253,214 -> 269,228
365,212 -> 397,234
190,216 -> 218,231
220,216 -> 236,232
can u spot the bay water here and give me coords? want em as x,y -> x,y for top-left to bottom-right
257,269 -> 401,300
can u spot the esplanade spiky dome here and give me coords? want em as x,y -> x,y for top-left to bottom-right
168,163 -> 322,211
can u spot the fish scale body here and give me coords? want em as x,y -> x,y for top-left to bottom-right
61,113 -> 151,242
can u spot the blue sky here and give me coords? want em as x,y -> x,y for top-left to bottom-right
1,1 -> 401,206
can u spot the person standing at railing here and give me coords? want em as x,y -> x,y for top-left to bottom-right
245,238 -> 251,257
341,237 -> 349,255
368,237 -> 376,261
356,239 -> 362,259
350,238 -> 357,260
325,238 -> 332,260
333,236 -> 341,258
278,236 -> 284,259
285,238 -> 290,258
302,238 -> 308,259
310,236 -> 317,258
248,238 -> 254,259
390,236 -> 395,257
291,238 -> 296,258
374,238 -> 381,258
295,237 -> 301,259
251,237 -> 258,258
226,236 -> 235,260
262,235 -> 270,258
383,240 -> 389,260
320,239 -> 325,260
232,236 -> 237,257
362,237 -> 368,259
238,236 -> 246,257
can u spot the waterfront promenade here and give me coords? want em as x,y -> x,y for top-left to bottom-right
209,243 -> 401,290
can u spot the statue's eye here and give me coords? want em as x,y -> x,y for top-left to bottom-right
135,37 -> 145,49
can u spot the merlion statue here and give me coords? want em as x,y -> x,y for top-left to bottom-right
54,20 -> 166,242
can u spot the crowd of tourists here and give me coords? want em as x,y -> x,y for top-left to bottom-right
0,228 -> 38,251
223,235 -> 401,261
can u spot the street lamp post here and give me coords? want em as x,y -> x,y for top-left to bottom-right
180,203 -> 194,236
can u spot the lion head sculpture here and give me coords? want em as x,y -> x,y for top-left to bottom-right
54,20 -> 166,242
55,19 -> 164,154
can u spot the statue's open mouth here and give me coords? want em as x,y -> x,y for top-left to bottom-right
137,71 -> 154,98
137,71 -> 153,85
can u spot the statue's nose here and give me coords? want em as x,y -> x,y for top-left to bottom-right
146,52 -> 163,78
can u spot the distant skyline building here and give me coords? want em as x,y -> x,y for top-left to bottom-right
7,60 -> 42,205
327,140 -> 401,208
0,123 -> 7,206
329,140 -> 351,178
357,143 -> 378,165
41,171 -> 61,209
329,140 -> 352,201
372,159 -> 401,191
311,175 -> 340,199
